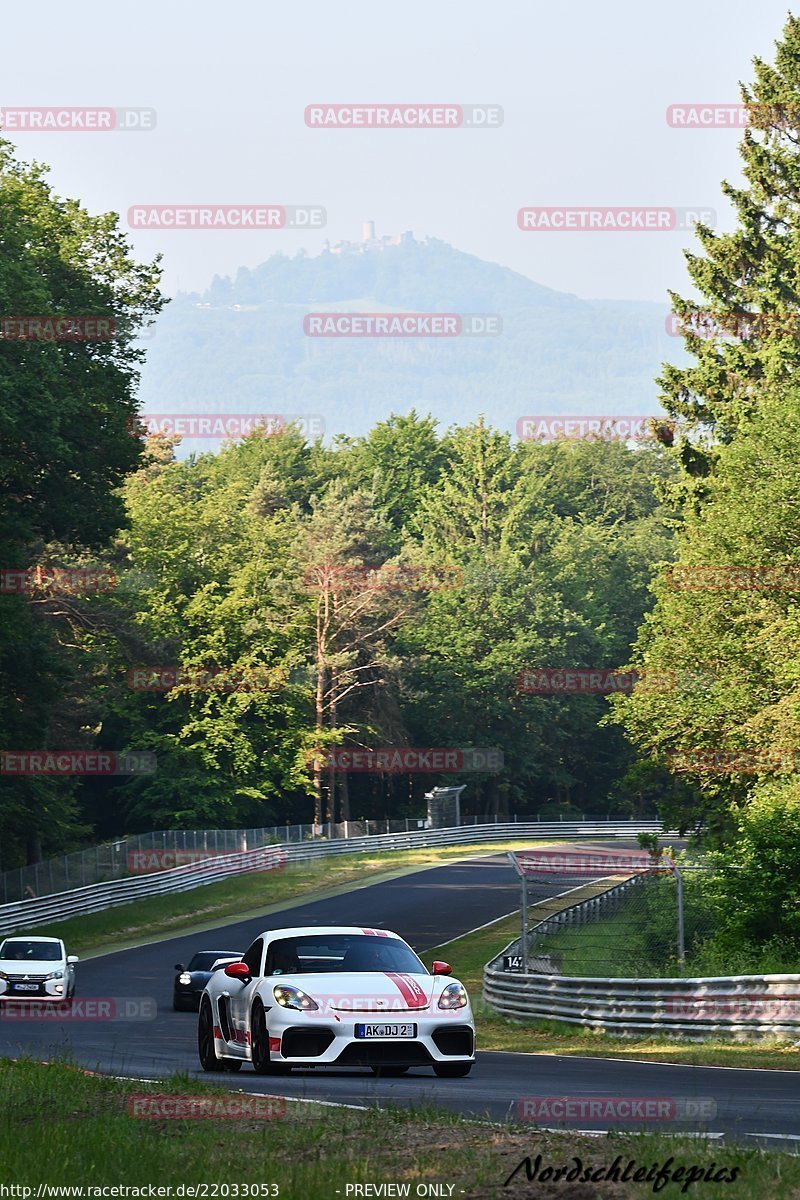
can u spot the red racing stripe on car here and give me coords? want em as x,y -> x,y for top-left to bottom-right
384,972 -> 428,1009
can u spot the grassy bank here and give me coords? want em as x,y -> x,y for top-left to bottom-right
24,840 -> 545,958
434,911 -> 800,1072
0,1059 -> 793,1198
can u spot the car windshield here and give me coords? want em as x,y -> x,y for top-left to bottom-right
187,952 -> 239,972
266,934 -> 426,975
0,940 -> 62,962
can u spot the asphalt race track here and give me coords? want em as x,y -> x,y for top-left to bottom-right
1,844 -> 797,1146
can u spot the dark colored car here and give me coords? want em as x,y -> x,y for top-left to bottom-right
173,951 -> 241,1011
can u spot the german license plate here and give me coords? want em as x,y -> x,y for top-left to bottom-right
355,1023 -> 416,1038
11,984 -> 38,991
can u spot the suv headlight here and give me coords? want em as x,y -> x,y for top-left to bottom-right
438,982 -> 468,1010
273,984 -> 318,1012
45,971 -> 64,981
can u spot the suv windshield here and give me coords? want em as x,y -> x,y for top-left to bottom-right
0,940 -> 62,962
266,934 -> 425,975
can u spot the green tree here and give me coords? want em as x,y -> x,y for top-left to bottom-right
0,138 -> 164,864
660,14 -> 800,485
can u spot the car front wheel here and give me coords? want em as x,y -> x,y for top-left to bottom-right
250,1002 -> 290,1075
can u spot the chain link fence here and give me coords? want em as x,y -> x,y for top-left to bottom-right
0,812 -> 555,903
525,867 -> 716,978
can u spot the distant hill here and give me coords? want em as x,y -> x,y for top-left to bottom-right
136,234 -> 683,446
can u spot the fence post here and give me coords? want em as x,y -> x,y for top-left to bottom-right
676,866 -> 685,968
521,870 -> 529,975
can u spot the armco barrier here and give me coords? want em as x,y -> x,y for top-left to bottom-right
484,876 -> 800,1041
0,820 -> 667,936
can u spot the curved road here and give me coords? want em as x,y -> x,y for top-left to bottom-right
1,844 -> 797,1145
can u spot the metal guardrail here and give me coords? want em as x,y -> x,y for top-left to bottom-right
0,820 -> 667,936
484,876 -> 800,1041
0,813 -> 630,903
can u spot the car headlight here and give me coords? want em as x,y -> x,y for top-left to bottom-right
273,984 -> 318,1011
45,971 -> 64,981
178,973 -> 192,985
0,972 -> 8,980
438,982 -> 468,1010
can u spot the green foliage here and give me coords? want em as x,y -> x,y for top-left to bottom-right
0,138 -> 164,866
660,14 -> 800,481
702,782 -> 800,949
609,387 -> 800,835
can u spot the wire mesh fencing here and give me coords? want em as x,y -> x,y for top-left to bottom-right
524,868 -> 717,979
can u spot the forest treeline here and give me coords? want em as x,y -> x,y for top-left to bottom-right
6,10 -> 800,973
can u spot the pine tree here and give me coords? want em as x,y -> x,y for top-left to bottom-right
661,14 -> 800,484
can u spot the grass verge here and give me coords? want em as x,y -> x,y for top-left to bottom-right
23,840 -> 546,959
0,1058 -> 795,1198
433,907 -> 800,1072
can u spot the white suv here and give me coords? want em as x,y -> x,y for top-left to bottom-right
0,936 -> 78,1001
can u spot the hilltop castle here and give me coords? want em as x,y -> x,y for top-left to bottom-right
324,222 -> 415,256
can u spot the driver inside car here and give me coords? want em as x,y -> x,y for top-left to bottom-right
268,943 -> 301,975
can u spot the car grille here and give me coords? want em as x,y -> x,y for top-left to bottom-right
335,1041 -> 433,1067
432,1026 -> 474,1057
6,974 -> 48,983
281,1027 -> 336,1058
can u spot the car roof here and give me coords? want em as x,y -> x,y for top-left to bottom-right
260,926 -> 401,941
2,935 -> 62,944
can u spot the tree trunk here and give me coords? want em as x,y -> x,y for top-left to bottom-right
326,680 -> 337,825
313,662 -> 326,827
26,833 -> 43,866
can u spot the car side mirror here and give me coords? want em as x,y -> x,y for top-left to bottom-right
224,962 -> 252,981
174,963 -> 184,971
67,955 -> 79,964
432,961 -> 452,976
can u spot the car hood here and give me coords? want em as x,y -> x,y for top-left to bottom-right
0,959 -> 64,973
270,971 -> 437,1012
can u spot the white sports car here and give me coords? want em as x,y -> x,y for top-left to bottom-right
0,936 -> 78,1001
197,925 -> 475,1077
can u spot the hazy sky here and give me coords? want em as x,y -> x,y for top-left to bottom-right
2,1 -> 793,301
